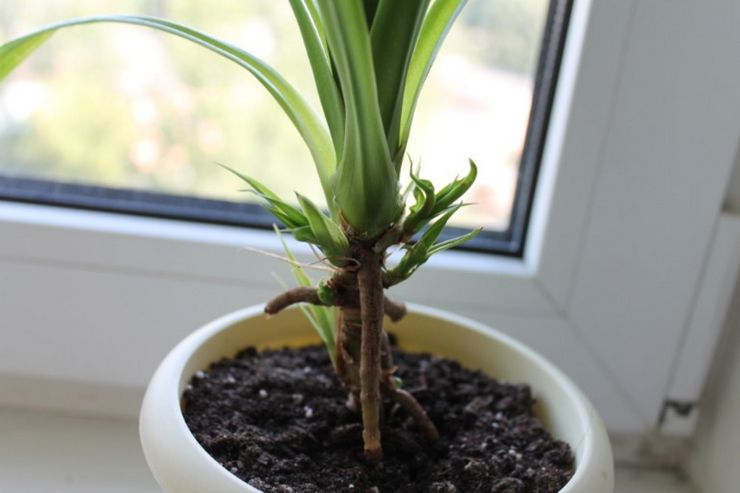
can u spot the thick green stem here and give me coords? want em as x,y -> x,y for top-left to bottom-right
357,248 -> 384,464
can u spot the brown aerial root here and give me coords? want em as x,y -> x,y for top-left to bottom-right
382,383 -> 439,442
383,296 -> 407,322
264,287 -> 324,315
264,284 -> 406,322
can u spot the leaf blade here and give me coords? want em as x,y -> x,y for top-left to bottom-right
370,0 -> 430,160
0,31 -> 54,80
317,0 -> 402,237
0,15 -> 337,208
384,204 -> 462,285
289,0 -> 345,157
399,0 -> 468,151
432,159 -> 478,216
427,227 -> 481,255
297,193 -> 350,265
217,163 -> 308,230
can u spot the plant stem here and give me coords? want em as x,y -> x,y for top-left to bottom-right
263,247 -> 438,463
357,247 -> 384,464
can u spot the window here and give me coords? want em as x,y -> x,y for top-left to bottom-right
3,0 -> 737,441
0,0 -> 570,255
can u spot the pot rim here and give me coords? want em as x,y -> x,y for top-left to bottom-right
140,303 -> 613,492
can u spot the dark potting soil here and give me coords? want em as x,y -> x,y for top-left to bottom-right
183,344 -> 574,493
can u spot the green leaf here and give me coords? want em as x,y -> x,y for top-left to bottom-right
384,204 -> 461,285
370,0 -> 430,160
0,31 -> 54,81
289,0 -> 345,157
290,225 -> 319,244
274,226 -> 337,367
0,15 -> 337,210
399,0 -> 468,152
402,170 -> 436,236
296,193 -> 350,265
428,227 -> 481,255
416,203 -> 461,250
217,163 -> 308,230
317,0 -> 402,237
432,159 -> 477,216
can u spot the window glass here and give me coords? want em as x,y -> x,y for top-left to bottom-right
0,0 -> 550,233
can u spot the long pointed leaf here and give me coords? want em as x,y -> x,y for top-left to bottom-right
290,0 -> 345,158
402,169 -> 436,235
0,31 -> 54,80
416,203 -> 462,249
370,0 -> 430,161
296,193 -> 350,265
432,159 -> 477,216
0,15 -> 337,208
317,0 -> 401,237
399,0 -> 468,151
428,227 -> 480,255
217,163 -> 308,229
384,204 -> 462,285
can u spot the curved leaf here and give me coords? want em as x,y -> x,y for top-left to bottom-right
402,170 -> 436,236
217,163 -> 308,229
399,0 -> 468,152
427,227 -> 480,255
0,15 -> 337,208
290,0 -> 345,158
432,158 -> 477,216
384,204 -> 461,285
370,0 -> 430,158
0,31 -> 54,80
297,193 -> 350,265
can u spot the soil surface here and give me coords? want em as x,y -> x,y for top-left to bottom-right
183,343 -> 574,493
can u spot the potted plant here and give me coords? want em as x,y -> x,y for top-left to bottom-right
0,1 -> 613,492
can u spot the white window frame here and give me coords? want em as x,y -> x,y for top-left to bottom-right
2,0 -> 740,447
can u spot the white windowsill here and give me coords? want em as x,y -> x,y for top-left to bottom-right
0,200 -> 534,279
0,406 -> 699,493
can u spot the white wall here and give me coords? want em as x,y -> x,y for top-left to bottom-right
688,287 -> 740,493
687,153 -> 740,493
724,149 -> 740,214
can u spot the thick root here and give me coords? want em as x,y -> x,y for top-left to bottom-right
382,384 -> 439,441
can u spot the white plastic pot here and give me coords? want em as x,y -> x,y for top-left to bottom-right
140,304 -> 614,492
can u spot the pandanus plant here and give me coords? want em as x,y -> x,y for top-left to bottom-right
0,0 -> 481,463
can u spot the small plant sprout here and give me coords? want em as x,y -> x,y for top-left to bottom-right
0,0 -> 482,463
